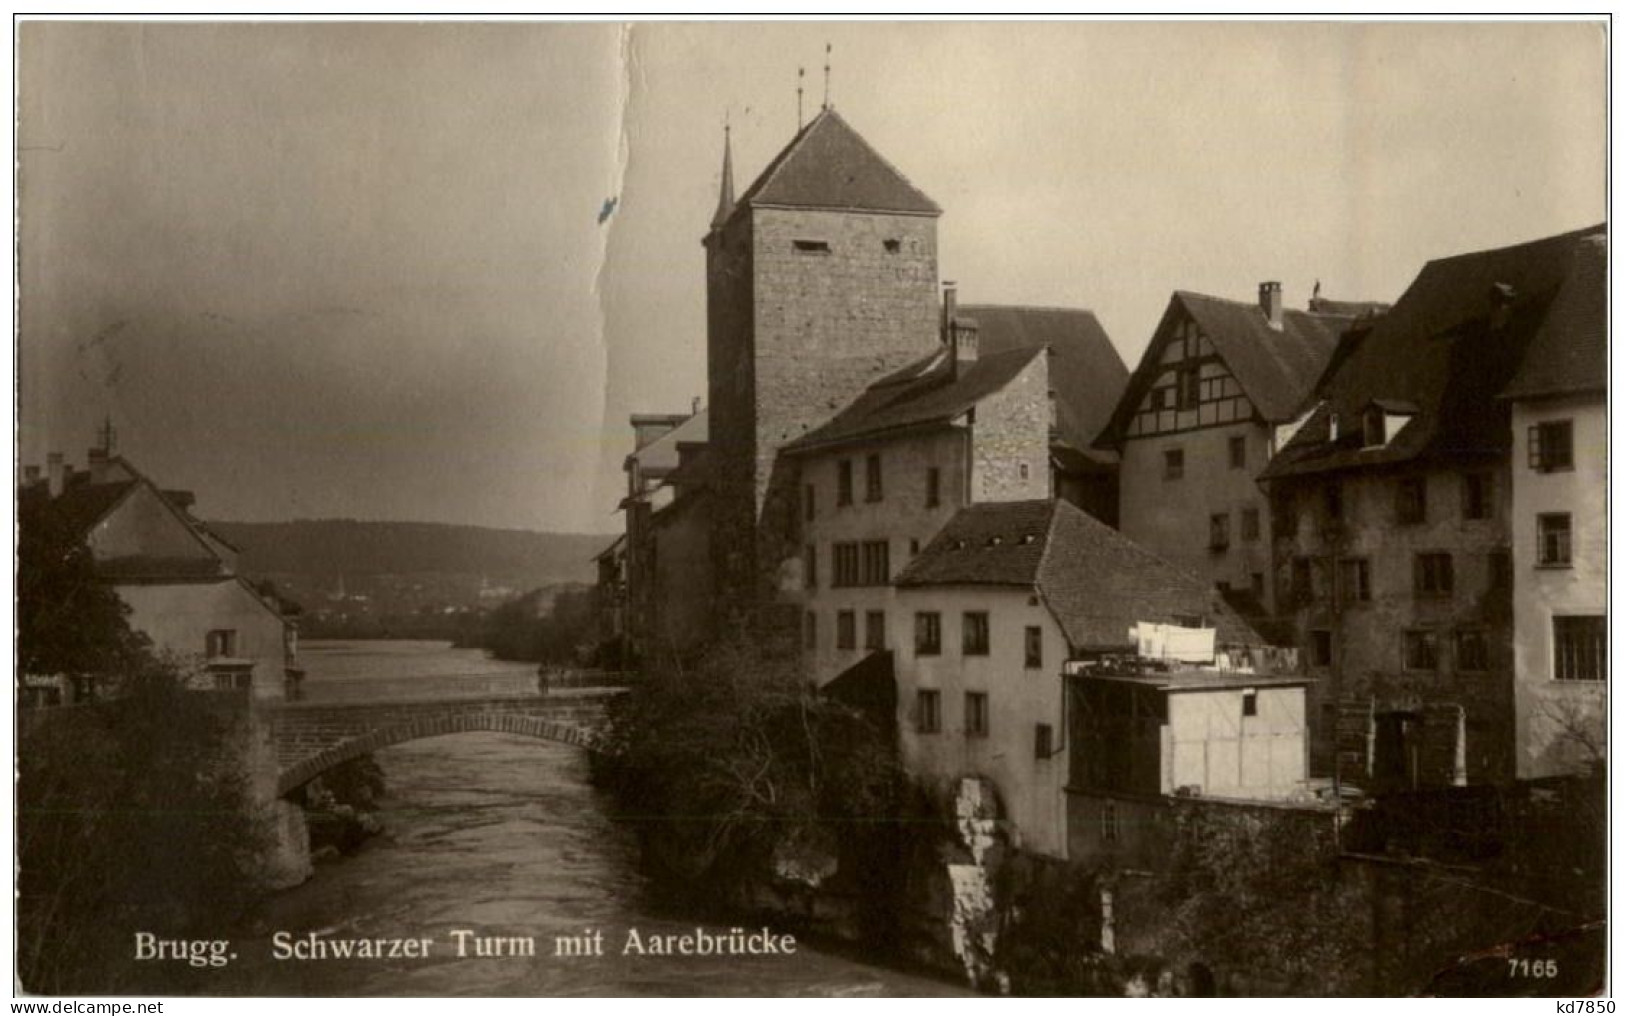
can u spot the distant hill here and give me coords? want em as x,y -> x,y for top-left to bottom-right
207,519 -> 611,587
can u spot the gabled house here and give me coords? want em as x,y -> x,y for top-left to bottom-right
889,497 -> 1264,858
618,406 -> 711,663
19,446 -> 296,700
781,291 -> 1055,685
1259,223 -> 1604,790
1096,283 -> 1382,613
1498,232 -> 1607,780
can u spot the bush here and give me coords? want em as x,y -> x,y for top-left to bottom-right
594,638 -> 903,895
16,656 -> 272,993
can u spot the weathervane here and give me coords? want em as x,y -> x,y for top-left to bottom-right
823,43 -> 832,110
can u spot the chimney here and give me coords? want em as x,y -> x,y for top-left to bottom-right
1259,281 -> 1284,331
941,281 -> 958,344
87,446 -> 111,484
47,452 -> 65,499
692,396 -> 702,416
951,317 -> 980,378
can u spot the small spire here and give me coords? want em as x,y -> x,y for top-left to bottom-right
797,66 -> 805,129
710,115 -> 735,231
823,43 -> 831,110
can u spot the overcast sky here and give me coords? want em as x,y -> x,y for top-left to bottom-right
17,21 -> 1605,533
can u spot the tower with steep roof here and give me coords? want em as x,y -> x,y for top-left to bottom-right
703,108 -> 942,631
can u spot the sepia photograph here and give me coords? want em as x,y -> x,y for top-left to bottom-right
11,17 -> 1611,999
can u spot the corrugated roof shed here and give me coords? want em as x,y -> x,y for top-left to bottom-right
896,499 -> 1264,649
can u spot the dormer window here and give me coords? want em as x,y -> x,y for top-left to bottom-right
1362,400 -> 1417,449
1363,406 -> 1386,447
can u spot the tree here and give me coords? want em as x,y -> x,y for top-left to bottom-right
17,495 -> 151,686
17,654 -> 272,993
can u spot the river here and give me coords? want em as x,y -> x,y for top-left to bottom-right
215,640 -> 967,997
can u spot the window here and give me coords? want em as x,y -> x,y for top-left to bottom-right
1019,463 -> 1030,481
1209,513 -> 1230,551
1101,800 -> 1119,844
837,460 -> 853,506
1403,629 -> 1439,671
1242,690 -> 1258,717
1164,448 -> 1184,480
793,239 -> 830,254
1363,407 -> 1387,448
1024,626 -> 1043,669
860,540 -> 890,585
1337,557 -> 1371,604
1242,507 -> 1261,542
1323,483 -> 1343,522
205,629 -> 237,658
965,692 -> 990,737
804,483 -> 816,521
883,238 -> 901,254
1034,723 -> 1054,759
1291,556 -> 1314,605
909,537 -> 920,556
1489,549 -> 1513,592
1455,629 -> 1489,672
1272,491 -> 1298,539
865,453 -> 883,502
804,544 -> 818,589
1396,477 -> 1426,525
1553,616 -> 1605,682
1178,367 -> 1201,409
1528,419 -> 1575,472
916,689 -> 942,733
1229,435 -> 1247,469
833,542 -> 861,587
804,611 -> 818,650
915,612 -> 942,656
836,610 -> 856,650
962,611 -> 990,656
1309,629 -> 1333,667
1537,513 -> 1573,566
926,467 -> 941,508
1414,552 -> 1454,597
865,610 -> 886,651
1152,387 -> 1175,411
1461,472 -> 1493,521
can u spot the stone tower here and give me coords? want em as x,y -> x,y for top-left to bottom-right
704,108 -> 942,631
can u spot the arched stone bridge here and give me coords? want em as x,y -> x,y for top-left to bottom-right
265,691 -> 619,797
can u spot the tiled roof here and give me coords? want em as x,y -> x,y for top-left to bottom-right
1175,292 -> 1353,422
961,304 -> 1128,449
626,410 -> 708,476
896,499 -> 1264,650
1263,224 -> 1604,481
733,108 -> 940,218
782,346 -> 1043,454
1501,233 -> 1606,400
97,556 -> 229,579
22,480 -> 136,540
1098,290 -> 1359,447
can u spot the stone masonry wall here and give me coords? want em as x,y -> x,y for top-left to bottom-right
971,351 -> 1053,503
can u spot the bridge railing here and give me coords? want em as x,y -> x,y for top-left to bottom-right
287,668 -> 635,704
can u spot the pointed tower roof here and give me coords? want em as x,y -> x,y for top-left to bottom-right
710,124 -> 736,230
732,107 -> 940,220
